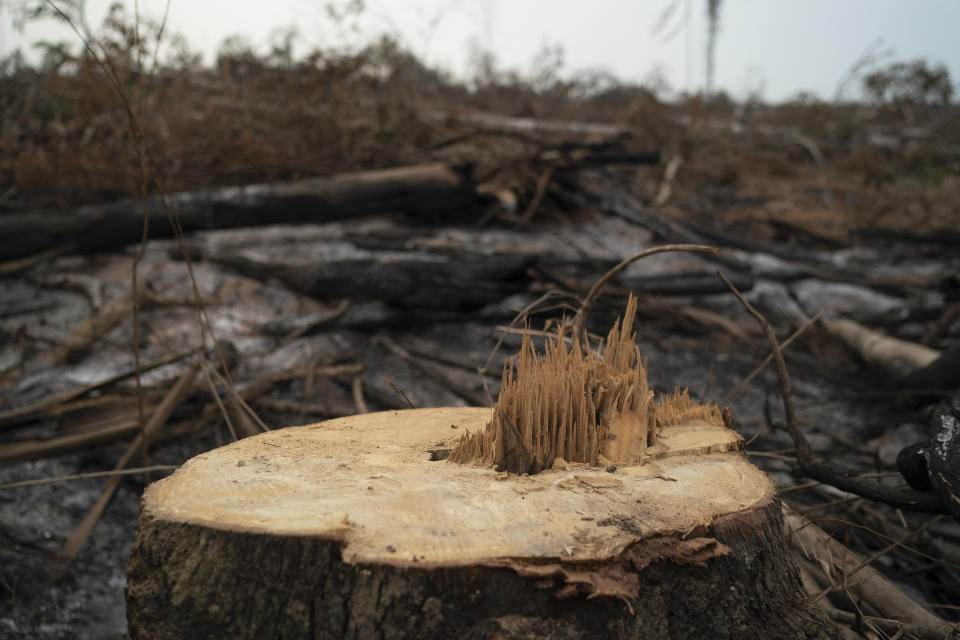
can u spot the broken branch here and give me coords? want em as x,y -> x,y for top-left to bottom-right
717,270 -> 948,515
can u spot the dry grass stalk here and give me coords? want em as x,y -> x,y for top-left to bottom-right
57,359 -> 200,564
450,295 -> 720,474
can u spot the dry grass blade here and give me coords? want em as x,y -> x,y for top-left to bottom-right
778,472 -> 901,494
276,299 -> 352,348
491,325 -> 580,340
479,290 -> 576,405
39,0 -> 243,465
199,362 -> 237,442
0,246 -> 71,277
653,154 -> 683,207
0,417 -> 144,467
813,517 -> 958,573
0,347 -> 197,428
57,360 -> 199,564
204,364 -> 270,432
0,465 -> 178,491
352,376 -> 369,414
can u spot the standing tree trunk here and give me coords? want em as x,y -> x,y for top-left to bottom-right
705,0 -> 722,99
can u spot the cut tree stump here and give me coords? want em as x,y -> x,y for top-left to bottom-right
126,406 -> 837,639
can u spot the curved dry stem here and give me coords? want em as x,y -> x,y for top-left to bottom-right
571,243 -> 718,352
44,0 -> 250,432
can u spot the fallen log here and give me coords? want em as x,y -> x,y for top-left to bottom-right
823,318 -> 940,381
898,346 -> 960,397
430,110 -> 630,141
0,163 -> 476,260
784,504 -> 956,639
619,269 -> 755,297
182,221 -> 622,311
199,243 -> 531,311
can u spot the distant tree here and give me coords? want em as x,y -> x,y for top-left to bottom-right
862,59 -> 953,107
7,0 -> 90,72
10,0 -> 93,41
216,34 -> 259,83
528,41 -> 565,93
862,59 -> 953,126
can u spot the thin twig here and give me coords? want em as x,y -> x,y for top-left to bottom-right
717,269 -> 947,514
572,244 -> 717,352
0,246 -> 70,276
276,299 -> 351,348
478,290 -> 573,405
0,347 -> 197,428
653,154 -> 682,207
722,310 -> 824,403
44,0 -> 155,476
779,472 -> 901,494
813,516 -> 959,572
746,451 -> 796,461
825,607 -> 907,640
481,290 -> 571,376
492,325 -> 583,341
58,360 -> 199,564
384,378 -> 416,409
131,166 -> 150,477
716,270 -> 803,452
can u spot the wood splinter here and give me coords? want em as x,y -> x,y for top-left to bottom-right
126,296 -> 837,639
449,295 -> 722,475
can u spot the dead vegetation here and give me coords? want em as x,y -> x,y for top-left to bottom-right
1,4 -> 960,639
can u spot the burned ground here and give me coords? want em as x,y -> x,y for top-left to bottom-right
1,20 -> 960,639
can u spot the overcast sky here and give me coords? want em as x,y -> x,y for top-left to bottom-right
2,0 -> 958,102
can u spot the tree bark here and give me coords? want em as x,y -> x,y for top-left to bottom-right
126,407 -> 837,640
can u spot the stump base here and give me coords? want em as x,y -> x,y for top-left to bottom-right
126,408 -> 837,639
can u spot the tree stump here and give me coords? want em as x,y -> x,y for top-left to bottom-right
126,406 -> 836,639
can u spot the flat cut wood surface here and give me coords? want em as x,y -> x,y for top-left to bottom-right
144,407 -> 769,565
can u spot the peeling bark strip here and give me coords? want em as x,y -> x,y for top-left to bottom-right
0,163 -> 476,260
492,536 -> 732,603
